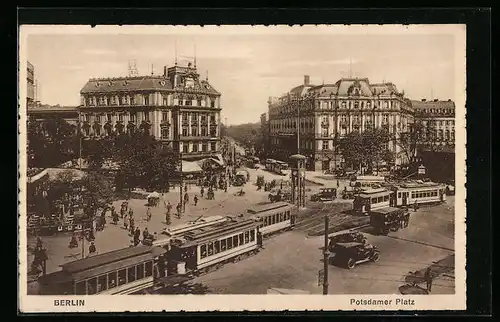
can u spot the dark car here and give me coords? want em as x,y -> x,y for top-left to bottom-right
310,188 -> 337,202
329,242 -> 380,269
328,232 -> 366,249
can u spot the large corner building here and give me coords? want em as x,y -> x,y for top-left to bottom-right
78,62 -> 222,160
267,75 -> 414,171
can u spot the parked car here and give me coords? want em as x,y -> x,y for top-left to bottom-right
268,188 -> 292,202
329,242 -> 380,269
310,188 -> 337,202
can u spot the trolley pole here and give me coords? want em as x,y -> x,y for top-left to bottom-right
323,214 -> 329,295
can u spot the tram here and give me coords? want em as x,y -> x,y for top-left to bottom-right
36,245 -> 166,295
353,188 -> 393,215
265,159 -> 277,171
265,159 -> 290,176
392,182 -> 446,207
247,202 -> 297,237
350,175 -> 386,189
167,218 -> 260,276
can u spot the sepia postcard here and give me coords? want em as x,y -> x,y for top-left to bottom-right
18,24 -> 466,312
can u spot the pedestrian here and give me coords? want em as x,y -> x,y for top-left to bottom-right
200,186 -> 205,197
413,201 -> 418,212
224,183 -> 228,193
69,232 -> 78,248
123,213 -> 129,229
165,211 -> 171,225
194,195 -> 198,206
146,206 -> 152,222
405,212 -> 410,228
143,227 -> 149,241
134,227 -> 141,246
280,182 -> 283,190
184,184 -> 188,193
337,179 -> 340,188
88,241 -> 97,256
424,267 -> 433,293
129,207 -> 134,217
129,216 -> 135,234
184,192 -> 189,205
176,203 -> 182,219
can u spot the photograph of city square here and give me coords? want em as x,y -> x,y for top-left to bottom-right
20,25 -> 461,301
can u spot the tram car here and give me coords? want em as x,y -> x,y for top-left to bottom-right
353,188 -> 393,215
154,215 -> 229,249
247,201 -> 297,237
35,245 -> 167,295
391,182 -> 447,207
166,218 -> 261,276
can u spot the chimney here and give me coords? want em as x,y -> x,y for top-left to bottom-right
448,99 -> 451,101
304,75 -> 310,85
163,66 -> 167,77
434,98 -> 438,102
421,98 -> 426,102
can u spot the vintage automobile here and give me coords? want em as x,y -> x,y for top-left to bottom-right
328,242 -> 380,269
310,188 -> 337,202
268,188 -> 292,202
370,207 -> 408,235
328,232 -> 366,249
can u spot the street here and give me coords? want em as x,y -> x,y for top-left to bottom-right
192,196 -> 455,295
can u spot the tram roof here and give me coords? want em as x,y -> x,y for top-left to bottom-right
358,188 -> 391,197
247,201 -> 291,214
398,182 -> 442,189
60,245 -> 165,274
180,219 -> 258,245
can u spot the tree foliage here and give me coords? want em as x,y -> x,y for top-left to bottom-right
81,171 -> 114,217
224,122 -> 263,155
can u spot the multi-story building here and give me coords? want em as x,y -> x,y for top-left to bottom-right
28,105 -> 79,129
267,75 -> 414,171
260,112 -> 270,158
78,62 -> 222,160
27,61 -> 35,108
410,98 -> 455,148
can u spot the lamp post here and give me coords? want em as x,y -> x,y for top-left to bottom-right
296,97 -> 301,155
173,105 -> 184,213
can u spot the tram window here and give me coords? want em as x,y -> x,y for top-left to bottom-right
208,243 -> 214,256
397,192 -> 401,198
272,215 -> 276,224
279,213 -> 283,222
384,195 -> 389,201
250,230 -> 255,242
411,192 -> 415,198
200,244 -> 207,259
378,196 -> 383,203
371,197 -> 377,204
239,233 -> 244,245
227,237 -> 233,249
137,263 -> 144,280
214,240 -> 220,254
221,239 -> 227,251
233,235 -> 238,247
145,261 -> 153,277
87,277 -> 97,295
97,275 -> 107,292
245,231 -> 249,243
75,281 -> 86,295
127,266 -> 136,283
118,269 -> 127,285
264,217 -> 268,226
108,272 -> 117,289
433,191 -> 437,196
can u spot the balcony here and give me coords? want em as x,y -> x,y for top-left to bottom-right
321,122 -> 329,128
182,120 -> 189,126
192,120 -> 199,126
201,120 -> 208,126
160,121 -> 171,127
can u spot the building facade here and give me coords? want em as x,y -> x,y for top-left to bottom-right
28,106 -> 79,128
260,112 -> 270,158
410,99 -> 455,148
78,62 -> 222,160
27,61 -> 35,108
267,76 -> 414,171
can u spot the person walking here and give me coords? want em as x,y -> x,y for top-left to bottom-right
424,267 -> 433,293
88,241 -> 97,256
200,186 -> 205,197
176,203 -> 182,219
194,195 -> 199,206
123,213 -> 129,230
146,205 -> 152,222
337,179 -> 340,188
134,227 -> 141,246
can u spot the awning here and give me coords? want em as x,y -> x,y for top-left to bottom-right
182,161 -> 203,173
147,191 -> 160,199
46,168 -> 87,181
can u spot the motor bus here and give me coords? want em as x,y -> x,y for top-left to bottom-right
353,188 -> 394,215
35,245 -> 167,295
350,175 -> 386,189
247,201 -> 297,237
370,207 -> 408,235
392,182 -> 447,207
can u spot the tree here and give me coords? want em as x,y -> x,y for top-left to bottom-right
81,172 -> 113,218
338,131 -> 364,171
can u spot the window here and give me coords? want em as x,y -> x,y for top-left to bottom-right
161,127 -> 169,139
244,231 -> 250,243
384,195 -> 389,201
208,242 -> 214,256
192,143 -> 199,152
411,192 -> 415,198
201,127 -> 207,136
233,235 -> 238,247
322,128 -> 329,137
322,140 -> 329,150
378,197 -> 383,203
264,217 -> 268,226
145,261 -> 153,277
118,269 -> 127,285
250,230 -> 255,242
185,100 -> 192,106
201,245 -> 207,258
279,213 -> 283,222
144,95 -> 149,105
130,113 -> 136,122
371,197 -> 377,204
75,281 -> 86,295
227,237 -> 233,249
135,263 -> 144,280
127,266 -> 136,283
182,128 -> 188,136
221,239 -> 227,251
108,272 -> 117,289
211,101 -> 215,108
239,233 -> 244,245
98,275 -> 107,292
398,192 -> 401,198
87,278 -> 97,295
214,240 -> 220,254
191,128 -> 198,136
130,96 -> 135,105
211,142 -> 216,151
163,97 -> 168,106
162,112 -> 168,121
118,114 -> 124,122
144,113 -> 150,121
202,143 -> 208,152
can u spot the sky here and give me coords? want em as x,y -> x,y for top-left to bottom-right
24,25 -> 464,125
